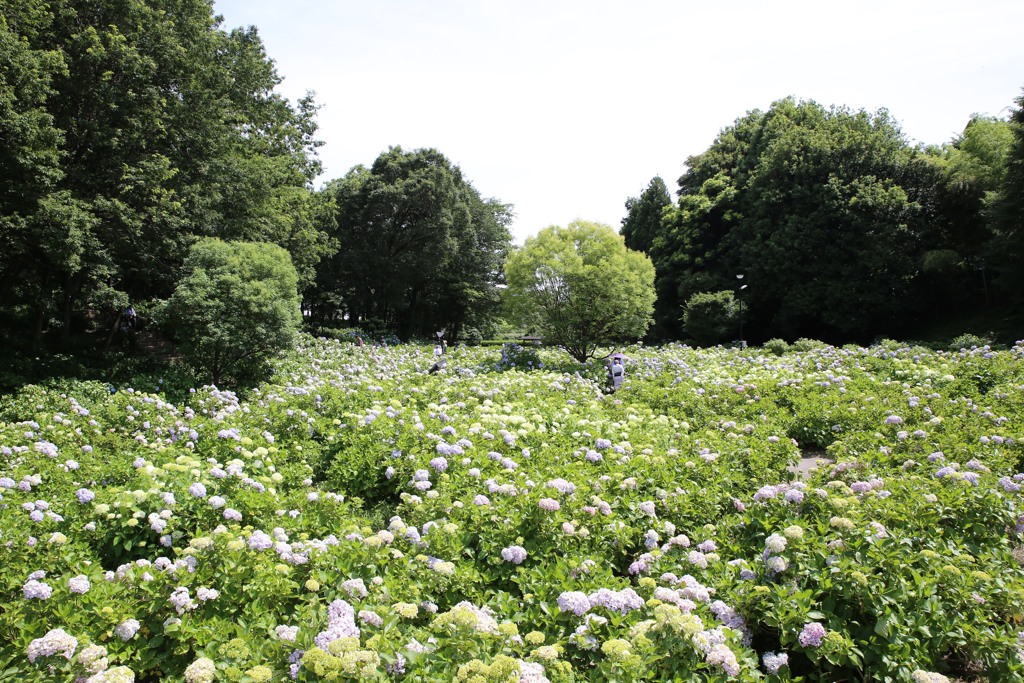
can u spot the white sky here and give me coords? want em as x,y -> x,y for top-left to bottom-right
213,0 -> 1024,244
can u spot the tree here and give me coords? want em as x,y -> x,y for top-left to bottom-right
913,115 -> 1013,310
991,88 -> 1024,300
164,239 -> 301,386
682,290 -> 738,346
504,220 -> 656,362
312,147 -> 511,340
0,0 -> 327,351
621,176 -> 671,255
654,98 -> 934,343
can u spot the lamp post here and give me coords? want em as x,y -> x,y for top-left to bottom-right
736,275 -> 747,348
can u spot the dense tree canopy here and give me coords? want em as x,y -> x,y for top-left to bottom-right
647,98 -> 1014,343
164,239 -> 302,386
621,176 -> 671,255
0,0 -> 326,351
310,147 -> 512,341
504,221 -> 656,362
910,115 -> 1014,311
991,90 -> 1024,300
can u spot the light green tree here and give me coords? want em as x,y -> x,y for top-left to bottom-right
165,239 -> 301,386
504,221 -> 655,362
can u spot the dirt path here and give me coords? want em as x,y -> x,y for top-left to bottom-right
789,450 -> 829,480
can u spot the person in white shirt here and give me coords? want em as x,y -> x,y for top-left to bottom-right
610,357 -> 625,390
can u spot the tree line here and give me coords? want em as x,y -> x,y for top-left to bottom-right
622,97 -> 1024,344
0,0 -> 512,371
3,0 -> 1023,383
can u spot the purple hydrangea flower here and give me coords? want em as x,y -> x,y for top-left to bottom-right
557,591 -> 592,616
342,578 -> 368,598
358,610 -> 384,627
587,587 -> 644,615
763,651 -> 789,674
115,618 -> 140,640
23,579 -> 53,600
26,628 -> 77,662
501,545 -> 527,564
249,530 -> 273,550
798,622 -> 827,648
547,478 -> 576,495
68,575 -> 90,594
314,599 -> 360,650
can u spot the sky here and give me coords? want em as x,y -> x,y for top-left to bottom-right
213,0 -> 1024,244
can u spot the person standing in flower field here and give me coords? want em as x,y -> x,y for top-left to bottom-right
610,357 -> 625,391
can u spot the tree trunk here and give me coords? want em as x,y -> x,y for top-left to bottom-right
104,310 -> 123,353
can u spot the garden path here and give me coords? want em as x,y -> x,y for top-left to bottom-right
790,451 -> 828,480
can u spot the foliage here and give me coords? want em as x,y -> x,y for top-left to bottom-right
789,338 -> 830,353
0,0 -> 327,353
163,239 -> 301,386
649,97 -> 1019,343
764,338 -> 790,356
2,338 -> 1024,681
462,327 -> 484,347
620,176 -> 671,255
495,343 -> 543,371
990,88 -> 1024,300
682,290 -> 739,346
946,333 -> 994,352
310,147 -> 512,341
504,221 -> 656,362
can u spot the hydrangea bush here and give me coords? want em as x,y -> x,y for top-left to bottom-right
1,338 -> 1023,681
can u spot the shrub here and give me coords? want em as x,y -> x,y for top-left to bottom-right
790,337 -> 829,352
163,239 -> 301,386
316,327 -> 366,344
496,343 -> 543,371
947,332 -> 994,352
763,338 -> 789,356
461,327 -> 484,347
682,290 -> 737,346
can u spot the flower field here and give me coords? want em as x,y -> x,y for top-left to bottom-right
2,338 -> 1024,682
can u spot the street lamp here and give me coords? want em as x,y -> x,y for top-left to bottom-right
736,275 -> 747,348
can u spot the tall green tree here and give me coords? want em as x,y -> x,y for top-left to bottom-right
313,147 -> 511,340
621,176 -> 671,255
913,115 -> 1013,310
654,98 -> 935,342
991,89 -> 1024,300
0,4 -> 68,341
504,220 -> 655,362
164,239 -> 301,386
0,0 -> 326,351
